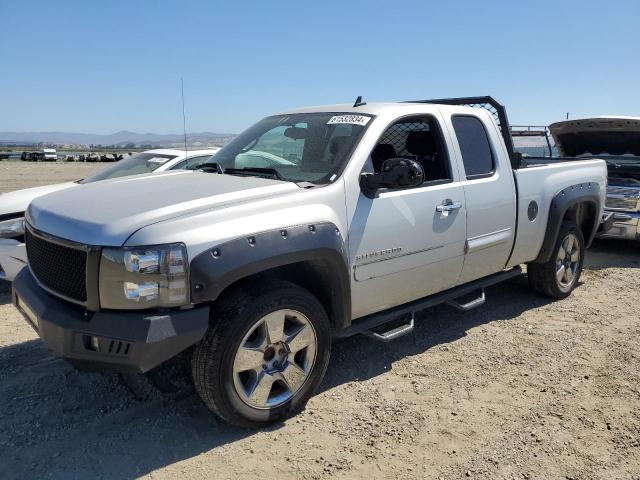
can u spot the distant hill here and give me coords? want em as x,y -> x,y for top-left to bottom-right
0,130 -> 236,147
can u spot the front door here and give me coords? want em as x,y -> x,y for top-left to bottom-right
348,114 -> 467,319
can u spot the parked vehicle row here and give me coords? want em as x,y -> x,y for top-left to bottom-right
20,151 -> 126,162
0,148 -> 218,281
65,153 -> 126,162
20,150 -> 57,161
20,152 -> 41,161
9,96 -> 609,427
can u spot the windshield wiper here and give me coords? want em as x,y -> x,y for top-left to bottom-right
223,167 -> 283,180
194,164 -> 288,181
295,181 -> 321,188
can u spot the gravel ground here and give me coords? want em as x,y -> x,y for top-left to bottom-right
0,161 -> 105,193
0,162 -> 639,479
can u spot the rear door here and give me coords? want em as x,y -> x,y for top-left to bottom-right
349,113 -> 467,318
446,113 -> 516,283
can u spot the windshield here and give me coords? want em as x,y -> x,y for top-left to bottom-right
212,112 -> 372,184
80,152 -> 177,183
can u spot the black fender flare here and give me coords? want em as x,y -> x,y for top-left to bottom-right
534,182 -> 601,263
189,222 -> 352,331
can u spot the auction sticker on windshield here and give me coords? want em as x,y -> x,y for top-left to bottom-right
327,115 -> 371,126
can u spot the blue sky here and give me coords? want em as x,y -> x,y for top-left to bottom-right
1,0 -> 638,134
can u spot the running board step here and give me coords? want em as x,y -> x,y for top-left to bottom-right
447,289 -> 485,311
336,267 -> 521,339
363,314 -> 415,342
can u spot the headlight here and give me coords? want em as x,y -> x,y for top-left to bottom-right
99,243 -> 189,309
0,217 -> 25,239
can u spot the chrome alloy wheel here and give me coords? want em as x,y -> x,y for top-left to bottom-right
555,233 -> 580,290
232,309 -> 317,409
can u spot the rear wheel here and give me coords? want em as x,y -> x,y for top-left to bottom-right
528,221 -> 584,299
192,280 -> 331,428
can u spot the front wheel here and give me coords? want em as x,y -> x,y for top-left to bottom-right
528,221 -> 584,299
192,280 -> 331,428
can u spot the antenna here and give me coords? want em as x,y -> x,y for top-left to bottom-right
353,95 -> 366,107
181,77 -> 188,157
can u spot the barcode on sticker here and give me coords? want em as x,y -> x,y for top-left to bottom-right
327,115 -> 371,126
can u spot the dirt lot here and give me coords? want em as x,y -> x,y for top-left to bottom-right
0,162 -> 639,479
0,161 -> 105,193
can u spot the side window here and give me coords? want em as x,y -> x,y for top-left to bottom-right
451,115 -> 495,178
171,155 -> 213,170
371,116 -> 451,183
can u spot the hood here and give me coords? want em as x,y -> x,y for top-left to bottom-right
549,117 -> 640,157
27,171 -> 299,246
0,182 -> 76,216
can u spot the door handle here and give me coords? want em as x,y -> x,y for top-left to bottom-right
436,200 -> 462,214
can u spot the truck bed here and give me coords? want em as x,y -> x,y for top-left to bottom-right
508,158 -> 608,267
520,156 -> 597,167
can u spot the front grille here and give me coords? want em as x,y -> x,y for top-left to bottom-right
608,186 -> 640,197
25,228 -> 88,303
606,196 -> 638,211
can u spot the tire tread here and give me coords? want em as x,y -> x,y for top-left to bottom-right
527,221 -> 584,299
192,280 -> 330,428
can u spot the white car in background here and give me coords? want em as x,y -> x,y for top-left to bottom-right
42,148 -> 58,161
0,148 -> 219,281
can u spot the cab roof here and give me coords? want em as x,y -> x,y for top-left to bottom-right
276,102 -> 483,117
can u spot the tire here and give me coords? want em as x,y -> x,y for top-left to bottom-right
528,221 -> 584,299
192,280 -> 331,428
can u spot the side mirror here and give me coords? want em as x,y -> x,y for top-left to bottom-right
359,158 -> 424,198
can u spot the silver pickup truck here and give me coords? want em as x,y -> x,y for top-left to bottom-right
13,97 -> 607,427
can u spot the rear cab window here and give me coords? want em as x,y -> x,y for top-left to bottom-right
452,115 -> 495,179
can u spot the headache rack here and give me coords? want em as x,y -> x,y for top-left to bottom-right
405,96 -> 523,169
510,125 -> 554,158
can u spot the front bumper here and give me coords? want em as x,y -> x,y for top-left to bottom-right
12,268 -> 210,373
597,210 -> 640,241
0,239 -> 27,281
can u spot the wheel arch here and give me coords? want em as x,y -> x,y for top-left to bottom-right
189,223 -> 351,331
534,182 -> 601,263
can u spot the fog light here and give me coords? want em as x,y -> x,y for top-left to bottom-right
91,335 -> 100,351
124,281 -> 159,302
